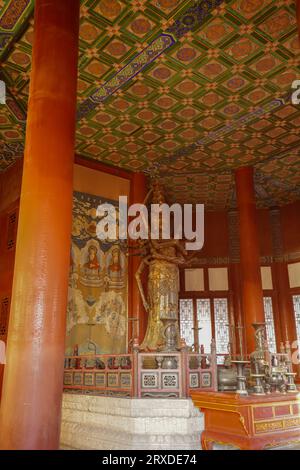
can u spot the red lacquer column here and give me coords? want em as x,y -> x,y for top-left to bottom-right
229,264 -> 245,355
269,207 -> 295,349
228,210 -> 246,355
0,0 -> 79,449
130,172 -> 148,344
273,263 -> 297,344
272,262 -> 300,380
235,167 -> 265,353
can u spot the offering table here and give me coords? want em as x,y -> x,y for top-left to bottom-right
191,390 -> 300,450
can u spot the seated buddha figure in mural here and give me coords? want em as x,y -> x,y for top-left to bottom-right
108,248 -> 122,276
106,247 -> 125,288
82,244 -> 101,280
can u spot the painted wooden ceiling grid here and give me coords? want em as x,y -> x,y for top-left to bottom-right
0,0 -> 300,209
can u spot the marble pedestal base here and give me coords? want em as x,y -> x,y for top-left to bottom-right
60,393 -> 204,450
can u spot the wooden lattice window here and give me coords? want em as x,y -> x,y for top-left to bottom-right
213,298 -> 230,361
292,295 -> 300,345
263,297 -> 277,353
179,299 -> 194,347
197,299 -> 212,354
7,210 -> 17,250
0,297 -> 9,337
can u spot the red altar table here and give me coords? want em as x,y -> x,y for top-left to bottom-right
191,390 -> 300,450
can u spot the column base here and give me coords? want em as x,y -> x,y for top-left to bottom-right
60,393 -> 204,450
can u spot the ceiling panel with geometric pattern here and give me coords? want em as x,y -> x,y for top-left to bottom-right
0,0 -> 299,209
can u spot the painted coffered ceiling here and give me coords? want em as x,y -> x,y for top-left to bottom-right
0,0 -> 300,209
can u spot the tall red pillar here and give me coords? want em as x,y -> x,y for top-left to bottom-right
229,264 -> 245,355
0,0 -> 79,449
235,167 -> 265,354
269,208 -> 296,348
130,173 -> 148,344
228,210 -> 246,355
273,263 -> 297,345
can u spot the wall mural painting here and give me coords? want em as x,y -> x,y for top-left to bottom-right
66,191 -> 128,356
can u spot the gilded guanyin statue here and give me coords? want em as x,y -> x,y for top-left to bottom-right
134,179 -> 191,351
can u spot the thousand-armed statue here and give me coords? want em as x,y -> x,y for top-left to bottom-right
134,179 -> 191,351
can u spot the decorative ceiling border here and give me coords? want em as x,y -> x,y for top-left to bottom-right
0,0 -> 33,61
77,0 -> 224,120
1,141 -> 24,168
0,0 -> 29,30
6,88 -> 27,126
77,33 -> 176,120
0,1 -> 33,136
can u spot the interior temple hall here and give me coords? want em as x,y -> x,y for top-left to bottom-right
0,0 -> 300,451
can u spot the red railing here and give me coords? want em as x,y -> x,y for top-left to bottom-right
137,352 -> 184,398
63,344 -> 219,398
64,354 -> 134,397
186,352 -> 217,394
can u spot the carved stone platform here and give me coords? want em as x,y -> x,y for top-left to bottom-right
191,390 -> 300,450
60,393 -> 204,450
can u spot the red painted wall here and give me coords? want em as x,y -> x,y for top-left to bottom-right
0,159 -> 23,213
281,201 -> 300,256
198,207 -> 274,260
201,210 -> 229,259
0,159 -> 23,395
257,209 -> 273,258
199,205 -> 299,260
